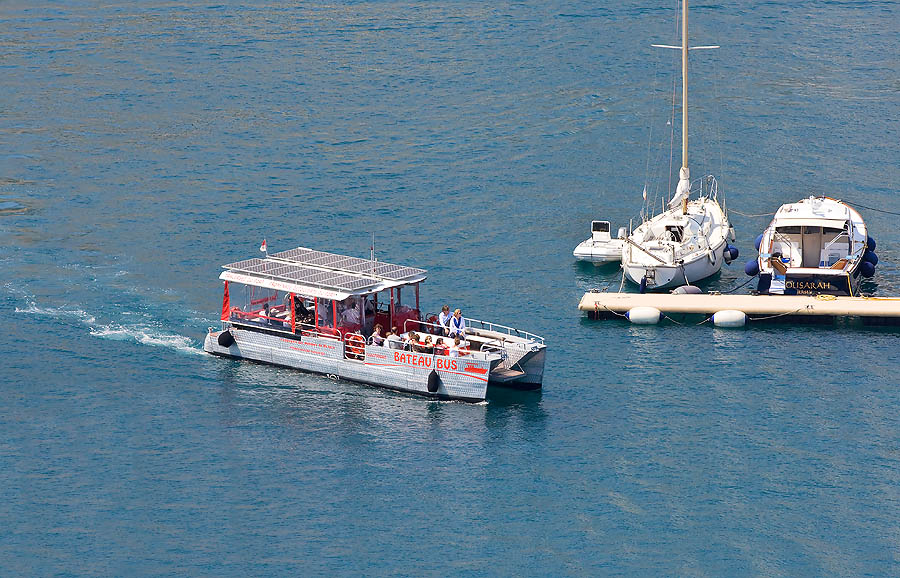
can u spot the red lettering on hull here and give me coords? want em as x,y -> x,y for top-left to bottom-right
393,351 -> 458,371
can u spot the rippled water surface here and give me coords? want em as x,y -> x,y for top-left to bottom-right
2,1 -> 899,575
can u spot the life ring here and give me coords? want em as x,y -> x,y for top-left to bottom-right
347,334 -> 365,360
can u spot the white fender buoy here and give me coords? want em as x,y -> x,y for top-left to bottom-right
627,306 -> 661,325
712,310 -> 746,328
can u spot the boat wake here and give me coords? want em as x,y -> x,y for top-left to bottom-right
9,284 -> 203,356
89,324 -> 202,355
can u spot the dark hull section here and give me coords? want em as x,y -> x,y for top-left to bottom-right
489,380 -> 542,391
758,269 -> 859,297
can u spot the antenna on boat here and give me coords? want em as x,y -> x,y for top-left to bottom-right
370,232 -> 376,273
651,0 -> 718,213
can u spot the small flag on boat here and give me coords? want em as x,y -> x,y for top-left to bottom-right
642,185 -> 647,200
260,239 -> 267,252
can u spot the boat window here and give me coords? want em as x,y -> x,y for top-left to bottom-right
665,226 -> 684,242
316,298 -> 334,327
775,226 -> 802,235
222,283 -> 297,331
592,221 -> 610,233
822,227 -> 845,235
802,226 -> 821,235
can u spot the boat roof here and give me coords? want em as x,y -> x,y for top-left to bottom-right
219,246 -> 427,301
773,197 -> 851,227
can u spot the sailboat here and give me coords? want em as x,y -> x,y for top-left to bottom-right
621,0 -> 736,291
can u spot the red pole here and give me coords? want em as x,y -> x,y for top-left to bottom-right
332,300 -> 338,332
314,298 -> 319,331
221,281 -> 230,321
390,288 -> 394,329
290,293 -> 296,334
415,283 -> 420,314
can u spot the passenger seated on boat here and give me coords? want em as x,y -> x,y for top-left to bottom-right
293,299 -> 313,323
318,301 -> 333,326
449,336 -> 463,357
434,337 -> 448,355
405,332 -> 419,351
438,305 -> 452,335
448,309 -> 466,338
419,335 -> 434,354
369,324 -> 385,346
385,331 -> 402,349
340,298 -> 360,326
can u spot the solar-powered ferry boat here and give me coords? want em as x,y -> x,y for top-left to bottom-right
204,245 -> 546,402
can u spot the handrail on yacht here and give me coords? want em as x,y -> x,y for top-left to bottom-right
623,236 -> 668,264
464,317 -> 545,344
410,317 -> 545,345
821,231 -> 850,255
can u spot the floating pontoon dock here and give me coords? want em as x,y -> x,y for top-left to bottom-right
579,291 -> 900,326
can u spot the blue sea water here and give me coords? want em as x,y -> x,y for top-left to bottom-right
2,0 -> 899,574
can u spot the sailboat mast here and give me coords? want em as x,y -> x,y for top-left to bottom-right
682,0 -> 688,171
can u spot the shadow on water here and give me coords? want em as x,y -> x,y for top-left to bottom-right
484,386 -> 547,433
209,356 -> 547,434
574,259 -> 622,275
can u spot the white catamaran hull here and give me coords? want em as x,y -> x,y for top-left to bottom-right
204,327 -> 492,402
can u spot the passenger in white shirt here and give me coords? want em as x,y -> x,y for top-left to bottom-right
449,336 -> 462,357
448,308 -> 466,338
385,331 -> 402,349
437,305 -> 452,335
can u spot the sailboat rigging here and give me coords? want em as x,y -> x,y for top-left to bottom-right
620,0 -> 737,291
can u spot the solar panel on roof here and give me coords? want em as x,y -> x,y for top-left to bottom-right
224,256 -> 388,293
270,247 -> 426,281
224,257 -> 266,270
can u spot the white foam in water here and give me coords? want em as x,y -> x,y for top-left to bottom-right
90,324 -> 202,355
15,302 -> 97,325
9,285 -> 202,356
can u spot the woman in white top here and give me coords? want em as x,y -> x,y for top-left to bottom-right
448,308 -> 466,338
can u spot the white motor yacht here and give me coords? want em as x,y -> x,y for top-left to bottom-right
746,196 -> 877,296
